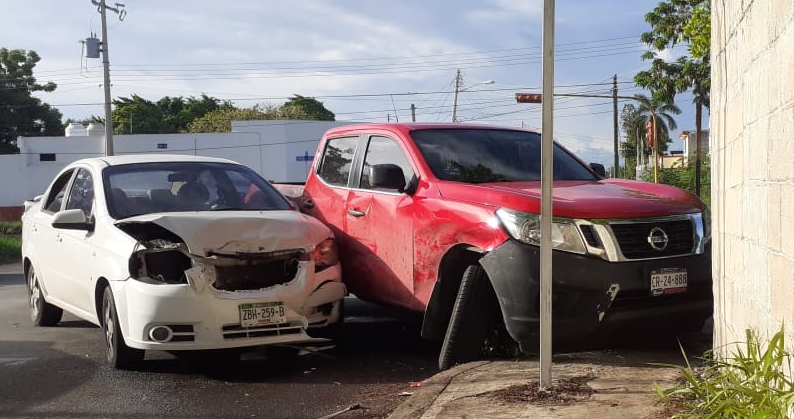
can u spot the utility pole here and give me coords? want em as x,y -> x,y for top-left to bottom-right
612,75 -> 619,178
91,0 -> 126,156
451,69 -> 461,122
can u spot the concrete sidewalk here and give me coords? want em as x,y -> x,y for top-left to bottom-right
388,353 -> 683,419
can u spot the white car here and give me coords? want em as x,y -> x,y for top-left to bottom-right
21,154 -> 346,369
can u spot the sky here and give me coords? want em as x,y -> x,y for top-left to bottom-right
0,0 -> 701,168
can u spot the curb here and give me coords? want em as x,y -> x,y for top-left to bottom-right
388,361 -> 492,419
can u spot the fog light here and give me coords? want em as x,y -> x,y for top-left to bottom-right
149,325 -> 174,342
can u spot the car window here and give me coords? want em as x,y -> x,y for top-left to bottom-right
359,136 -> 414,191
104,161 -> 291,217
43,169 -> 75,213
317,136 -> 358,187
410,129 -> 598,182
65,168 -> 95,217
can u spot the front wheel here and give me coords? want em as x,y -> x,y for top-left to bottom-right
438,263 -> 499,371
102,286 -> 144,370
27,264 -> 63,327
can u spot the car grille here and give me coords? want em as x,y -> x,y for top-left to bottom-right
212,250 -> 303,291
221,321 -> 304,340
609,220 -> 694,259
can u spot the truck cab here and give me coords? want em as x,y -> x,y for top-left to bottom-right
283,123 -> 712,370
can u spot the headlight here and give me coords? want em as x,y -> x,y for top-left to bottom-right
306,238 -> 339,272
495,208 -> 586,254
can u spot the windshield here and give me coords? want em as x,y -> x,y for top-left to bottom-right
410,129 -> 598,183
103,161 -> 292,219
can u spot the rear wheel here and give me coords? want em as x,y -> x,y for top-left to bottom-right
102,286 -> 144,370
438,264 -> 499,371
27,265 -> 63,326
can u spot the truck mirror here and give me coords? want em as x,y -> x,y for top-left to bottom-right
589,163 -> 606,178
369,164 -> 406,191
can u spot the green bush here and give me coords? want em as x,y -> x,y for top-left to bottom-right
641,156 -> 711,207
658,327 -> 794,418
0,221 -> 21,264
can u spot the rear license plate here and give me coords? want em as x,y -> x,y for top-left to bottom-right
239,302 -> 286,328
650,269 -> 688,296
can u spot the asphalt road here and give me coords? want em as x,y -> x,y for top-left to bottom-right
0,265 -> 438,419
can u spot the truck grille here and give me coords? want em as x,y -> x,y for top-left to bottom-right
610,220 -> 694,259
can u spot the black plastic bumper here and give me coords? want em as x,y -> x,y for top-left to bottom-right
479,239 -> 713,353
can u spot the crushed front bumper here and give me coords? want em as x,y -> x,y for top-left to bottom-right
479,239 -> 712,353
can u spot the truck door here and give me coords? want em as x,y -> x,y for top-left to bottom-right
304,136 -> 359,253
344,135 -> 418,309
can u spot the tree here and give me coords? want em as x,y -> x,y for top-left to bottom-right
635,0 -> 710,196
112,94 -> 232,134
281,95 -> 335,121
619,104 -> 648,178
633,93 -> 681,155
186,107 -> 267,133
0,48 -> 63,154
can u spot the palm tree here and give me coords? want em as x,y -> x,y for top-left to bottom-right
633,93 -> 681,155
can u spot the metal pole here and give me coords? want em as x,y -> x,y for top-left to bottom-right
451,69 -> 460,122
652,113 -> 659,182
99,0 -> 114,156
612,75 -> 618,178
539,0 -> 555,389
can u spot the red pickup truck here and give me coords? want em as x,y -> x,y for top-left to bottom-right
276,122 -> 712,370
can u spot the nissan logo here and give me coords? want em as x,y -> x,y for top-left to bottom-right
647,227 -> 669,251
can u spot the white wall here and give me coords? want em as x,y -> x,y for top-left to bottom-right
232,120 -> 356,182
0,120 -> 360,208
711,0 -> 794,359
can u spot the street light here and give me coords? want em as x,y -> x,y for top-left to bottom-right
452,69 -> 494,122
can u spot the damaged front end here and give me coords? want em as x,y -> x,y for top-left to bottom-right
115,217 -> 345,340
119,221 -> 338,292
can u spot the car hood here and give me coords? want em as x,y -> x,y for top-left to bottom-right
115,211 -> 331,255
435,179 -> 705,219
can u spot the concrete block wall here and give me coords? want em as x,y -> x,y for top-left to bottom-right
711,0 -> 794,359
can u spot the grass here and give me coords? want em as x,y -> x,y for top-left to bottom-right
0,221 -> 21,264
657,327 -> 794,418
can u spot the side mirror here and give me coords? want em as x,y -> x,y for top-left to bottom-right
589,163 -> 606,178
52,208 -> 93,231
369,164 -> 406,191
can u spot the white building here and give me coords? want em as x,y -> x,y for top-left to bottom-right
0,120 -> 356,220
677,129 -> 710,166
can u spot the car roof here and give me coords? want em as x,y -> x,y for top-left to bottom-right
70,154 -> 239,169
323,122 -> 541,137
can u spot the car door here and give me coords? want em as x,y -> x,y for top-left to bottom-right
55,167 -> 97,315
28,169 -> 75,305
344,135 -> 418,309
303,135 -> 359,252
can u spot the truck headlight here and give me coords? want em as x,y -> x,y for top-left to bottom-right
495,208 -> 586,254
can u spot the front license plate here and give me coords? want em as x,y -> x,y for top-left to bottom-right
650,269 -> 688,296
239,302 -> 286,328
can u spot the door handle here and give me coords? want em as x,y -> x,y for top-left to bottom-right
302,200 -> 315,210
54,234 -> 63,243
347,209 -> 366,217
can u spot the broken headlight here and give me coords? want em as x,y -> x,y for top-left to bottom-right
496,208 -> 586,254
304,238 -> 339,272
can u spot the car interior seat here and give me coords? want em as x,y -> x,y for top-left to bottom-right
176,182 -> 209,210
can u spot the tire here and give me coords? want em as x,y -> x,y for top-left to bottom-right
27,265 -> 63,326
438,264 -> 499,371
102,286 -> 144,370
